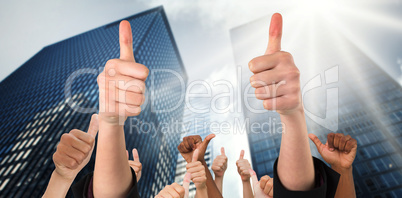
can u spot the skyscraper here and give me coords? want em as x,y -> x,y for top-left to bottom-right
0,6 -> 187,198
231,15 -> 402,197
174,98 -> 213,198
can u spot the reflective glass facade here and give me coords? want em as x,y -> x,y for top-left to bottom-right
231,16 -> 402,197
0,6 -> 187,198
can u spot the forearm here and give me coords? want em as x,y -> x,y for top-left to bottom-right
277,109 -> 315,190
42,171 -> 74,198
242,180 -> 254,198
214,176 -> 223,193
93,118 -> 133,198
202,160 -> 223,198
332,166 -> 356,198
196,187 -> 208,198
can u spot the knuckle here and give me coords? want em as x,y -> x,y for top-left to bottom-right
250,75 -> 257,84
287,67 -> 300,79
263,100 -> 271,110
255,89 -> 266,99
290,96 -> 299,105
266,180 -> 273,186
68,159 -> 78,168
341,136 -> 348,141
105,59 -> 117,69
97,73 -> 106,85
70,129 -> 80,136
171,183 -> 179,188
59,135 -> 66,143
139,94 -> 145,105
280,51 -> 293,62
134,63 -> 149,79
56,143 -> 63,151
52,153 -> 59,163
289,85 -> 300,94
143,66 -> 150,77
176,185 -> 185,194
60,133 -> 70,143
248,58 -> 258,72
138,81 -> 146,93
83,145 -> 92,153
77,152 -> 86,161
87,136 -> 95,145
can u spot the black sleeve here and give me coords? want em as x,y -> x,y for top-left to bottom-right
72,167 -> 140,198
273,157 -> 340,198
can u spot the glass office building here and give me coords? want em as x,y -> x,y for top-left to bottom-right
230,16 -> 402,197
174,99 -> 213,198
0,6 -> 187,198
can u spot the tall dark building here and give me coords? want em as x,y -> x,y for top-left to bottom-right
174,98 -> 213,198
231,16 -> 402,197
0,6 -> 187,198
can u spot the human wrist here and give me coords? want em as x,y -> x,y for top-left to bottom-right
52,170 -> 75,184
98,114 -> 127,125
43,170 -> 75,198
242,178 -> 251,184
331,165 -> 353,174
279,107 -> 307,135
215,175 -> 224,182
98,115 -> 126,130
196,183 -> 207,190
196,186 -> 208,197
215,174 -> 224,179
279,106 -> 304,120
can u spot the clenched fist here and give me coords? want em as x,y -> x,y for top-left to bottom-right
249,13 -> 301,115
97,20 -> 149,124
156,173 -> 190,198
53,114 -> 99,180
212,147 -> 228,178
309,133 -> 357,170
155,183 -> 186,198
250,169 -> 273,198
236,150 -> 252,182
186,149 -> 207,190
177,134 -> 215,163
